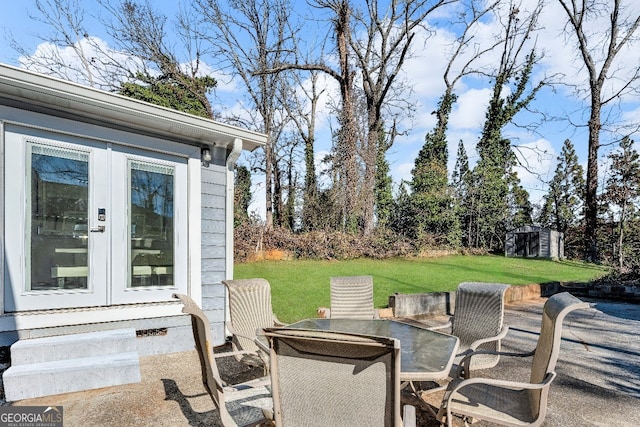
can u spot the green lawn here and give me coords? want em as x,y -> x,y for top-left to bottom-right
234,255 -> 608,323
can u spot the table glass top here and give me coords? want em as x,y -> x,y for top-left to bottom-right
286,319 -> 459,378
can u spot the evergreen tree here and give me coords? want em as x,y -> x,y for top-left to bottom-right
120,72 -> 216,118
538,139 -> 585,233
508,176 -> 534,228
390,181 -> 414,238
452,141 -> 473,247
234,165 -> 252,226
472,50 -> 541,250
602,136 -> 640,268
409,94 -> 460,246
375,133 -> 394,228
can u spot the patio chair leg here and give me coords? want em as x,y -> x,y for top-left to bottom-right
407,381 -> 446,418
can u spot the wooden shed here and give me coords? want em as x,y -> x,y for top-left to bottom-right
505,226 -> 564,259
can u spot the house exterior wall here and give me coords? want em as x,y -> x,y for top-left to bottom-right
0,108 -> 197,351
200,147 -> 230,346
0,64 -> 266,353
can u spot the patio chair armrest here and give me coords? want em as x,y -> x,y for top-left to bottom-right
448,371 -> 556,399
468,325 -> 510,351
457,348 -> 536,379
262,406 -> 274,421
403,404 -> 416,427
427,320 -> 452,332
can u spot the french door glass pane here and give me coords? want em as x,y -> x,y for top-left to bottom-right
30,144 -> 89,291
129,160 -> 174,288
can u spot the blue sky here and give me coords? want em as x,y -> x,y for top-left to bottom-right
2,0 -> 640,217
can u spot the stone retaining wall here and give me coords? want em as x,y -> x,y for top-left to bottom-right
387,282 -> 606,319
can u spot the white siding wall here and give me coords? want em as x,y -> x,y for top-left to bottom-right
200,163 -> 228,345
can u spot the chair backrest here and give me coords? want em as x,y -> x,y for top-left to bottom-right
172,293 -> 226,412
223,279 -> 275,358
451,282 -> 510,369
330,275 -> 376,319
529,292 -> 589,416
265,328 -> 402,427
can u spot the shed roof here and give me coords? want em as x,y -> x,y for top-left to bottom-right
0,63 -> 266,152
507,225 -> 555,234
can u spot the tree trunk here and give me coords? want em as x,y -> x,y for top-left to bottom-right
584,95 -> 601,262
618,201 -> 626,269
264,135 -> 274,229
362,110 -> 379,236
335,1 -> 359,231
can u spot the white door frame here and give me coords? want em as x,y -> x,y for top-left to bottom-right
4,124 -> 194,312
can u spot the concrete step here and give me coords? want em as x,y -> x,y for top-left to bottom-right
3,352 -> 141,401
3,328 -> 141,401
9,328 -> 137,365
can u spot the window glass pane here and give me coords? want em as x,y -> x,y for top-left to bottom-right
30,143 -> 89,291
129,160 -> 174,288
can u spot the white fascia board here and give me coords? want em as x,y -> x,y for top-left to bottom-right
0,63 -> 266,151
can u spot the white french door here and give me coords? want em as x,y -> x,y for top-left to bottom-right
4,131 -> 188,311
110,145 -> 188,305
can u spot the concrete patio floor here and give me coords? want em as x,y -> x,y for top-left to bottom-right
9,296 -> 640,426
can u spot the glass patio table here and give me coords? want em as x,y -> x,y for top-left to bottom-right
285,318 -> 459,382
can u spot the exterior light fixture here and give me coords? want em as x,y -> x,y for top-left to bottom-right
201,146 -> 212,165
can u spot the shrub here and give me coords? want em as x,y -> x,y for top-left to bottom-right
233,222 -> 423,261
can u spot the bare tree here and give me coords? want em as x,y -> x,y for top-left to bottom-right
8,0 -> 132,90
315,0 -> 360,232
259,0 -> 360,231
557,0 -> 640,261
103,0 -> 215,117
10,0 -> 216,118
195,0 -> 298,229
280,69 -> 326,231
350,0 -> 455,234
261,0 -> 454,233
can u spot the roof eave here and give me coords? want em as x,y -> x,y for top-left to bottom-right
0,63 -> 266,152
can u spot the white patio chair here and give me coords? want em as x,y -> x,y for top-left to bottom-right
173,293 -> 272,427
431,282 -> 511,372
329,275 -> 379,319
436,292 -> 589,427
223,278 -> 285,372
263,327 -> 416,427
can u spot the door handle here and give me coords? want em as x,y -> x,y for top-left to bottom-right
90,226 -> 105,233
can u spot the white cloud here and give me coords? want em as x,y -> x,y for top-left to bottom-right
193,63 -> 240,93
450,88 -> 492,129
393,161 -> 415,186
401,26 -> 451,99
19,37 -> 140,91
